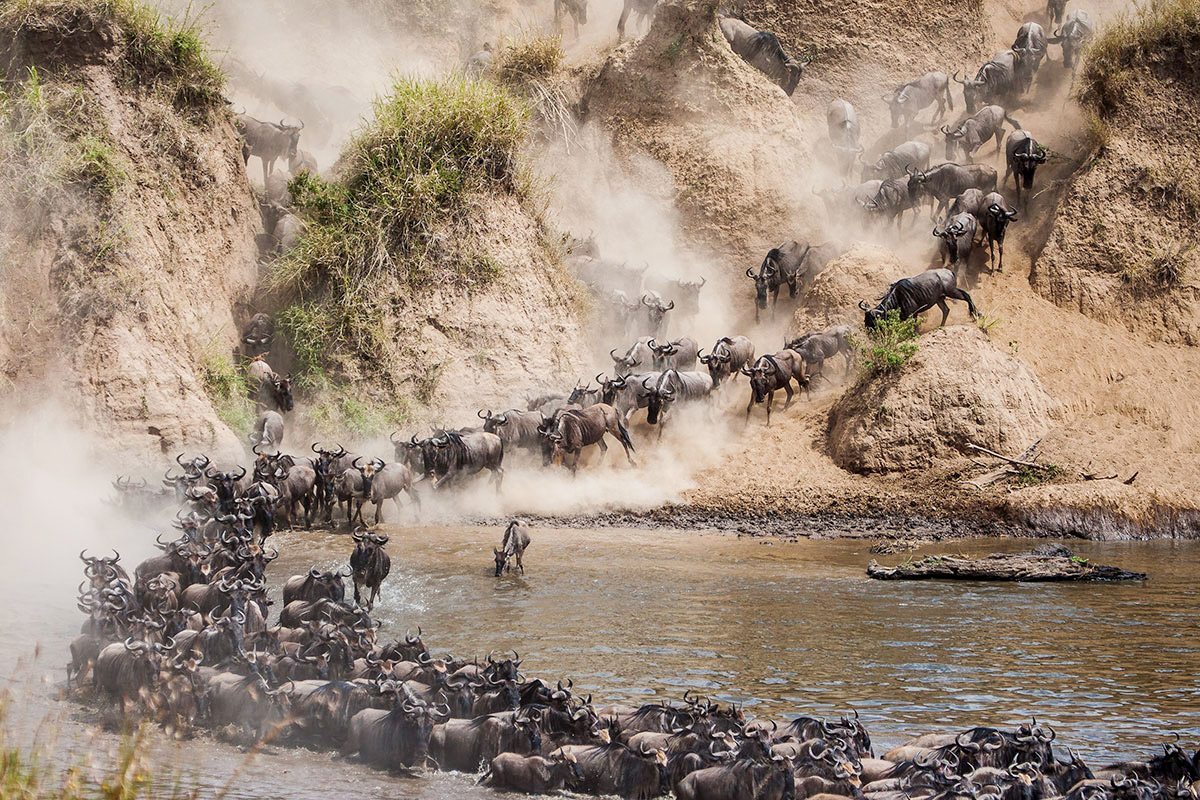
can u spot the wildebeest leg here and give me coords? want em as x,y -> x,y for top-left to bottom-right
947,286 -> 980,318
406,487 -> 422,516
937,299 -> 951,326
596,435 -> 609,462
375,498 -> 384,525
765,390 -> 773,426
262,156 -> 272,188
353,577 -> 362,607
617,0 -> 631,39
745,391 -> 755,421
492,466 -> 504,491
516,550 -> 524,574
781,378 -> 795,410
997,237 -> 1005,273
615,419 -> 637,465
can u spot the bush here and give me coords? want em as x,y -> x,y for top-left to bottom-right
855,310 -> 919,373
269,75 -> 530,370
0,0 -> 224,115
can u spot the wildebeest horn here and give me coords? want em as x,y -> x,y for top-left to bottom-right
952,71 -> 966,84
665,301 -> 674,310
641,294 -> 653,307
352,456 -> 363,469
609,348 -> 620,360
595,373 -> 607,384
477,409 -> 490,420
858,300 -> 870,310
940,125 -> 951,134
309,567 -> 322,579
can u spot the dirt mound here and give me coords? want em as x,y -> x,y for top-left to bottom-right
1031,0 -> 1200,345
579,0 -> 812,264
0,2 -> 257,461
1005,481 -> 1200,540
828,327 -> 1058,473
788,244 -> 910,335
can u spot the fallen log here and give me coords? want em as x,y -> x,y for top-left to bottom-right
867,545 -> 1147,582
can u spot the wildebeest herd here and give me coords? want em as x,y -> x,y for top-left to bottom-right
72,538 -> 1199,797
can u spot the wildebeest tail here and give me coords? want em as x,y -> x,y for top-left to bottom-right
1004,111 -> 1023,131
616,418 -> 636,453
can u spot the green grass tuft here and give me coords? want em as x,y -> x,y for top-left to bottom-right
854,311 -> 920,373
268,75 -> 529,374
494,35 -> 564,83
199,351 -> 256,435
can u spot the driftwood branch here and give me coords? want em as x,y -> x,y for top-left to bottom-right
965,441 -> 1051,470
964,440 -> 1043,489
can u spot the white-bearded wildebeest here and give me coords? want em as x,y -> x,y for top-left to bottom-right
544,403 -> 637,473
645,276 -> 705,323
234,115 -> 304,187
749,241 -> 816,320
494,519 -> 531,576
342,685 -> 449,769
206,668 -> 291,742
248,363 -> 293,414
676,753 -> 797,800
813,180 -> 883,226
860,267 -> 980,329
550,741 -> 669,799
955,51 -> 1017,113
617,0 -> 658,39
862,140 -> 932,181
718,15 -> 810,96
337,457 -> 383,527
350,530 -> 391,609
742,351 -> 808,425
282,567 -> 346,605
786,325 -> 853,382
933,212 -> 979,271
698,335 -> 755,387
483,750 -> 582,793
637,293 -> 674,339
1049,10 -> 1094,72
241,313 -> 273,356
612,336 -> 656,376
864,175 -> 921,231
432,708 -> 546,774
1004,130 -> 1047,207
249,410 -> 285,453
368,462 -> 420,523
949,187 -> 988,219
1012,22 -> 1049,93
980,192 -> 1019,272
288,148 -> 318,175
479,408 -> 546,456
643,370 -> 714,439
912,163 -> 999,219
599,371 -> 662,423
827,99 -> 863,178
94,638 -> 163,712
941,105 -> 1021,163
884,71 -> 953,132
554,0 -> 588,37
650,337 -> 699,372
431,430 -> 505,489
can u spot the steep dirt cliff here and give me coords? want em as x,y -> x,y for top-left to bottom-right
0,1 -> 259,460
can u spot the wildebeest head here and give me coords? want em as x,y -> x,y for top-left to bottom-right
641,293 -> 674,331
567,381 -> 599,406
204,466 -> 246,514
952,71 -> 987,113
278,118 -> 304,161
352,456 -> 384,497
269,373 -> 294,412
698,347 -> 731,386
941,123 -> 968,160
746,265 -> 773,310
884,85 -> 910,129
477,409 -> 507,436
599,373 -> 625,405
740,358 -> 777,404
641,375 -> 674,424
858,299 -> 888,330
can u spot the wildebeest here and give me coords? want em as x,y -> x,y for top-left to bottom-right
288,148 -> 318,175
942,105 -> 1021,162
617,0 -> 657,39
864,175 -> 920,231
933,212 -> 979,270
980,192 -> 1019,272
718,15 -> 810,96
342,688 -> 449,769
612,337 -> 656,376
249,410 -> 285,452
675,754 -> 796,800
599,371 -> 662,422
862,140 -> 932,181
1004,130 -> 1047,207
643,370 -> 714,437
637,293 -> 674,339
366,461 -> 419,524
955,51 -> 1017,113
1012,22 -> 1049,92
494,519 -> 531,576
698,336 -> 755,387
1049,10 -> 1094,71
551,741 -> 668,800
282,567 -> 346,605
860,268 -> 980,328
748,241 -> 819,320
1047,0 -> 1069,25
543,403 -> 637,473
430,431 -> 505,489
478,409 -> 546,455
350,530 -> 391,609
248,363 -> 293,414
884,71 -> 953,131
206,668 -> 289,741
234,115 -> 304,186
337,457 -> 383,527
644,276 -> 705,323
242,313 -> 273,355
912,163 -> 999,218
483,750 -> 582,793
742,351 -> 808,425
949,187 -> 988,220
262,202 -> 304,255
94,638 -> 161,710
786,325 -> 853,381
649,337 -> 699,372
554,0 -> 588,37
827,99 -> 862,178
432,709 -> 545,774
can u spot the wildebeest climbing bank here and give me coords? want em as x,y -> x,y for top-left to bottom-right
1,0 -> 1199,794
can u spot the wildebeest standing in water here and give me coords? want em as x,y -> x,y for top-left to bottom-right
350,530 -> 391,609
718,15 -> 810,96
860,268 -> 980,328
555,0 -> 588,38
494,519 -> 531,577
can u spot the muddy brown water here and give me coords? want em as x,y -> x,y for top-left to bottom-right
3,528 -> 1198,799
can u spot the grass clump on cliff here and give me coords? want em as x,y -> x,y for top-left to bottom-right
0,0 -> 224,114
1081,0 -> 1200,115
199,351 -> 255,435
855,311 -> 920,373
270,76 -> 530,373
494,35 -> 564,82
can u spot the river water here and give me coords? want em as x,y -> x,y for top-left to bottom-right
3,527 -> 1198,799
